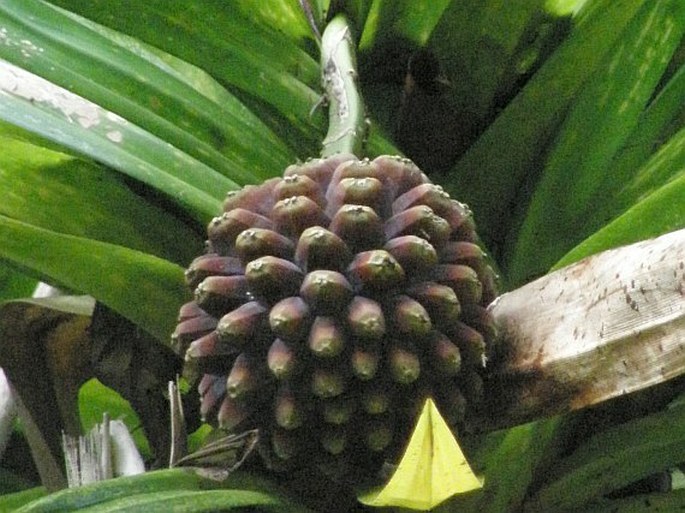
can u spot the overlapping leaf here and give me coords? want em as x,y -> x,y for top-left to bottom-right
444,0 -> 661,261
526,394 -> 685,512
0,215 -> 187,343
508,0 -> 685,285
0,135 -> 203,264
555,130 -> 685,269
0,0 -> 296,183
553,59 -> 685,268
581,64 -> 685,232
0,0 -> 682,512
0,61 -> 226,223
45,0 -> 327,158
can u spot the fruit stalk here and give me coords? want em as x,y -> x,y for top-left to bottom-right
320,14 -> 366,158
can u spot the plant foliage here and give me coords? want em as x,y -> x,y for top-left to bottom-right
0,0 -> 683,511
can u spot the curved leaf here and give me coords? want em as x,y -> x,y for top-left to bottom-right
445,0 -> 650,248
0,61 -> 226,222
68,489 -> 309,513
0,134 -> 203,265
0,214 -> 188,343
487,228 -> 685,428
555,132 -> 685,268
0,0 -> 295,183
526,398 -> 685,512
14,467 -> 311,513
45,0 -> 327,156
508,0 -> 685,285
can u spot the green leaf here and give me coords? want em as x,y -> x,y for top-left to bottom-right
13,469 -> 209,513
68,489 -> 310,513
14,468 -> 310,513
554,128 -> 685,269
0,265 -> 37,301
585,63 -> 685,230
545,0 -> 591,16
508,0 -> 685,285
228,0 -> 316,43
0,61 -> 225,223
0,487 -> 47,511
359,0 -> 451,51
0,215 -> 188,343
0,0 -> 296,184
78,379 -> 151,460
45,0 -> 327,156
365,127 -> 402,158
526,399 -> 685,511
541,63 -> 685,268
428,0 -> 554,118
445,0 -> 650,249
473,417 -> 568,513
0,134 -> 203,265
573,489 -> 685,513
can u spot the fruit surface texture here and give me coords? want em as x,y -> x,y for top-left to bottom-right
174,154 -> 498,477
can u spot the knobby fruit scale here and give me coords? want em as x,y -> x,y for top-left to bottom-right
172,14 -> 498,486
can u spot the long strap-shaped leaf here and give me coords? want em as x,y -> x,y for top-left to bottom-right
474,227 -> 685,431
44,0 -> 326,156
0,215 -> 187,343
0,61 -> 224,223
508,0 -> 685,284
0,0 -> 296,184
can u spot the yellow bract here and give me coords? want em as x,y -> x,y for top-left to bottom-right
358,397 -> 483,510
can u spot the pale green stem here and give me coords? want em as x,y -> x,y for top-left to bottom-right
320,14 -> 366,158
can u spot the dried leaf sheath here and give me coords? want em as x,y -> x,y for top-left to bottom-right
476,227 -> 685,431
